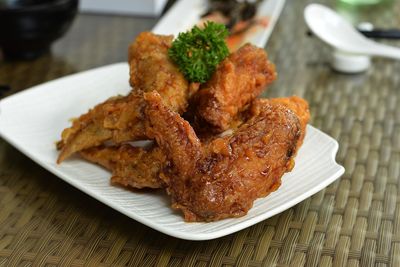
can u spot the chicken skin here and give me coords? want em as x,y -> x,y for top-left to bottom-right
144,91 -> 309,222
80,144 -> 165,189
57,32 -> 196,163
190,43 -> 277,134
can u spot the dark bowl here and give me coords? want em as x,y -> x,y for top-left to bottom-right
0,0 -> 78,60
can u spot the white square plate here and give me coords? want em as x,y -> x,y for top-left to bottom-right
0,63 -> 344,240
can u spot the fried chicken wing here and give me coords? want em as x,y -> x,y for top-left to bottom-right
57,32 -> 197,163
190,43 -> 277,133
128,32 -> 197,113
254,96 -> 310,151
57,91 -> 146,163
145,91 -> 308,222
80,144 -> 165,189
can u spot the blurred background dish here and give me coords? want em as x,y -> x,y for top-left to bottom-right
0,0 -> 78,60
79,0 -> 168,17
153,0 -> 285,51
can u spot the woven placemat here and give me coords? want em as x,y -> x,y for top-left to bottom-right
1,0 -> 400,266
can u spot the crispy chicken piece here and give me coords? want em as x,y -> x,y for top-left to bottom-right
57,32 -> 197,163
190,43 -> 277,134
263,96 -> 310,151
129,32 -> 197,113
145,92 -> 309,222
57,91 -> 146,163
128,33 -> 173,88
80,144 -> 165,189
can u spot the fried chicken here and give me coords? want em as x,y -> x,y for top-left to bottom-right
78,96 -> 309,192
255,96 -> 310,152
57,32 -> 197,163
144,91 -> 309,222
128,32 -> 198,113
57,31 -> 310,218
57,91 -> 147,163
189,43 -> 277,134
80,144 -> 165,189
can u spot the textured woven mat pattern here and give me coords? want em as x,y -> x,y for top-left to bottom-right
1,0 -> 400,266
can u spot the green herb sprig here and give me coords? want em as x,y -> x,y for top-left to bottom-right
169,21 -> 230,83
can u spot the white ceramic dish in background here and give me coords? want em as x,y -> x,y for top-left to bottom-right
153,0 -> 286,48
0,63 -> 344,240
80,0 -> 168,17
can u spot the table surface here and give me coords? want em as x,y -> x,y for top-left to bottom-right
1,0 -> 400,266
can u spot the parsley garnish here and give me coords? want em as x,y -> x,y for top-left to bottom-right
168,21 -> 229,83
